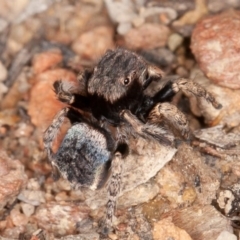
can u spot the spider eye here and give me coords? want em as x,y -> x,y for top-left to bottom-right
123,78 -> 130,85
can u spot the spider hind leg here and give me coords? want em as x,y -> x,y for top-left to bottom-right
43,107 -> 69,179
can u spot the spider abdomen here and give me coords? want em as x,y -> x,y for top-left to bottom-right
54,123 -> 114,190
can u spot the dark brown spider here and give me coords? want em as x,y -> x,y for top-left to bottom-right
43,48 -> 222,233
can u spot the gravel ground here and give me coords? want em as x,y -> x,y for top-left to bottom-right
0,1 -> 240,239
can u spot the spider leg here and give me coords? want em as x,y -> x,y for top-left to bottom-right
153,78 -> 222,109
43,108 -> 69,164
138,77 -> 222,120
43,107 -> 84,179
104,151 -> 123,234
53,80 -> 90,110
148,102 -> 189,139
121,110 -> 174,145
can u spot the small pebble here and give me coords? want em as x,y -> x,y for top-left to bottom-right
216,231 -> 237,240
116,222 -> 127,231
26,178 -> 41,191
176,66 -> 188,78
17,189 -> 45,206
208,0 -> 240,13
0,82 -> 8,99
167,33 -> 184,51
21,203 -> 35,217
10,208 -> 29,227
117,22 -> 132,35
0,61 -> 7,82
15,123 -> 34,138
71,26 -> 114,61
132,16 -> 145,28
55,191 -> 69,201
0,18 -> 7,32
123,23 -> 170,50
108,233 -> 118,240
152,217 -> 192,240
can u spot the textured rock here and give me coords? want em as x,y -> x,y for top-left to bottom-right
163,205 -> 233,240
191,10 -> 240,89
71,26 -> 114,61
0,151 -> 27,213
194,125 -> 240,148
153,217 -> 192,240
35,202 -> 90,237
156,143 -> 220,207
82,137 -> 176,210
123,23 -> 170,50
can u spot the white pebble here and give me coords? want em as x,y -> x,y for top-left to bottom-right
117,22 -> 132,35
21,202 -> 35,217
168,33 -> 183,51
216,231 -> 237,240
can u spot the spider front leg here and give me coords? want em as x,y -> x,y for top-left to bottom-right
53,79 -> 90,110
153,78 -> 222,109
138,77 -> 222,123
148,102 -> 190,139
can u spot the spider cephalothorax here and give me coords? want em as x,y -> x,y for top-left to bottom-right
43,48 -> 222,233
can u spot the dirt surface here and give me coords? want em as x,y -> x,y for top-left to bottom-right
0,1 -> 240,240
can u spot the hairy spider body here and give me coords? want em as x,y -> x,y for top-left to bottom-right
43,48 -> 222,233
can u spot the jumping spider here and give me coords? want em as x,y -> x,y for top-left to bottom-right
43,48 -> 222,233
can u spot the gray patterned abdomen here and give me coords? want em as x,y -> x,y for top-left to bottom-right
54,123 -> 113,189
